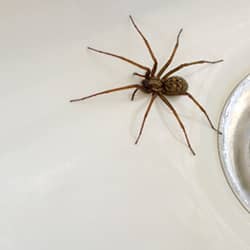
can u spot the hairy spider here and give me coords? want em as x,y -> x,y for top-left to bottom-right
70,15 -> 223,155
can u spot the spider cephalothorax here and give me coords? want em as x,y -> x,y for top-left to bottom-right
141,77 -> 163,93
70,15 -> 223,155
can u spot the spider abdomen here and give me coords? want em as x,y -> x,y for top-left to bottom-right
162,76 -> 188,95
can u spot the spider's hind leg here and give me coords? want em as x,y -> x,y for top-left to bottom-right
184,92 -> 222,134
158,93 -> 196,155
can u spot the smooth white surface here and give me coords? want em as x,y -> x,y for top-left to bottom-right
1,0 -> 250,249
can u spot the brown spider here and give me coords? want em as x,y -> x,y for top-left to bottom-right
70,15 -> 223,155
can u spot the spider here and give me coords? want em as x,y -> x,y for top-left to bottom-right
70,15 -> 223,155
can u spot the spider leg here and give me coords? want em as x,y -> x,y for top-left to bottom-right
157,29 -> 183,78
158,93 -> 196,155
129,15 -> 158,76
131,88 -> 139,101
184,92 -> 222,134
135,93 -> 157,144
162,59 -> 223,79
88,47 -> 151,73
70,84 -> 141,102
133,72 -> 146,78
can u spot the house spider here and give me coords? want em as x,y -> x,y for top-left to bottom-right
70,15 -> 223,155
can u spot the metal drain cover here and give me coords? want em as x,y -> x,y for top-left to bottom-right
218,75 -> 250,212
